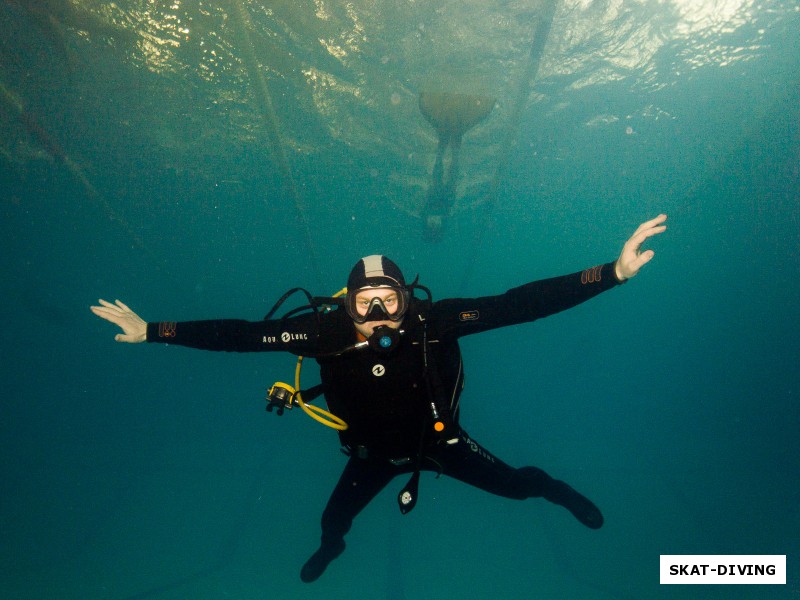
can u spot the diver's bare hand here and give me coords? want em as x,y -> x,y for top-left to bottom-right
90,299 -> 147,343
615,214 -> 668,281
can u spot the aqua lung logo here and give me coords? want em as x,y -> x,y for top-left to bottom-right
459,310 -> 479,322
280,332 -> 308,343
462,433 -> 495,463
372,364 -> 386,377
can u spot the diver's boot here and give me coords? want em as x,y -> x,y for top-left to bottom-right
300,539 -> 345,583
544,480 -> 604,529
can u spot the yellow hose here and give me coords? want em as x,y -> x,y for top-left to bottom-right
291,287 -> 349,430
293,356 -> 348,430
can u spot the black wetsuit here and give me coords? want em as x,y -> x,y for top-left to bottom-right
146,262 -> 623,579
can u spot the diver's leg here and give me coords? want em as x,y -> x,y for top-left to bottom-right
301,456 -> 396,582
432,137 -> 447,188
428,430 -> 603,529
422,138 -> 452,241
444,135 -> 462,195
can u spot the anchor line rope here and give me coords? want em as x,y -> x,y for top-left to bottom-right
230,1 -> 322,286
458,0 -> 560,292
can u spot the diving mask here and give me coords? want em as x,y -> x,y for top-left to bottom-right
346,286 -> 410,324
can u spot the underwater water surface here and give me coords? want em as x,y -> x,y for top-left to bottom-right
1,1 -> 799,598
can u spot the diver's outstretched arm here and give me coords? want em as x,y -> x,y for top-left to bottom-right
90,299 -> 147,343
614,214 -> 668,281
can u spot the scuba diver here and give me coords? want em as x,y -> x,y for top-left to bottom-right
418,91 -> 496,242
90,214 -> 667,582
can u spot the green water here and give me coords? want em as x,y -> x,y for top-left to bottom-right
1,1 -> 798,598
